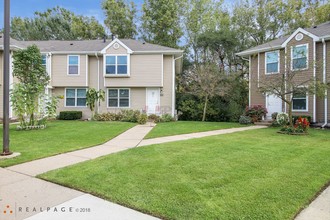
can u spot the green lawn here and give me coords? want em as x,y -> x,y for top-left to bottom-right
40,128 -> 330,220
0,121 -> 135,167
144,121 -> 246,139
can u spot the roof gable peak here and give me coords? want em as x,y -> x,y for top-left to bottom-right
281,28 -> 319,47
101,38 -> 133,54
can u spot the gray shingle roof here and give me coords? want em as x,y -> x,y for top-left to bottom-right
0,36 -> 183,53
305,21 -> 330,37
237,21 -> 330,56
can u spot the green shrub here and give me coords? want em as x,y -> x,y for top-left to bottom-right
59,111 -> 82,120
245,105 -> 268,122
276,112 -> 289,126
94,112 -> 117,121
160,114 -> 175,122
120,110 -> 140,123
239,115 -> 251,124
271,112 -> 278,121
148,114 -> 161,122
138,114 -> 148,124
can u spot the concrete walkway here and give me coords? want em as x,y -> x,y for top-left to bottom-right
1,124 -> 269,220
7,124 -> 155,177
1,124 -> 157,220
138,125 -> 267,147
295,186 -> 330,220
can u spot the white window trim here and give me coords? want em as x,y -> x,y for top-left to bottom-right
107,88 -> 131,108
67,55 -> 80,75
104,54 -> 130,76
64,88 -> 87,107
291,43 -> 309,71
265,50 -> 280,74
292,90 -> 309,112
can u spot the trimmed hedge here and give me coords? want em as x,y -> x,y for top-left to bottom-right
59,111 -> 82,120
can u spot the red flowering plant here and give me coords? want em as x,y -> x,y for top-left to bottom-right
245,105 -> 268,123
294,117 -> 310,133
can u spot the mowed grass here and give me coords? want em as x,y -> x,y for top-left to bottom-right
0,121 -> 135,167
144,121 -> 247,139
40,128 -> 330,219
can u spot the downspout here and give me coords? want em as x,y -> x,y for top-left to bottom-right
313,41 -> 316,123
172,55 -> 183,117
95,52 -> 100,114
322,38 -> 328,128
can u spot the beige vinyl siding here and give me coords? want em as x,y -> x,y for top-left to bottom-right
106,43 -> 128,54
53,87 -> 90,119
103,88 -> 146,113
51,55 -> 87,87
104,54 -> 162,87
88,56 -> 98,89
160,55 -> 174,114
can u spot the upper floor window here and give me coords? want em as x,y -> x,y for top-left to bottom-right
105,55 -> 128,75
41,55 -> 47,69
265,51 -> 279,74
66,88 -> 86,107
292,44 -> 308,70
68,55 -> 79,75
292,90 -> 308,111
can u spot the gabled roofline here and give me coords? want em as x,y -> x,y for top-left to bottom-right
101,38 -> 133,54
281,28 -> 319,47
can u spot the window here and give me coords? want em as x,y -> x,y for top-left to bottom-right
65,88 -> 86,107
41,55 -> 47,69
292,90 -> 307,111
68,55 -> 79,75
292,44 -> 308,70
265,51 -> 279,74
108,89 -> 130,107
105,55 -> 128,75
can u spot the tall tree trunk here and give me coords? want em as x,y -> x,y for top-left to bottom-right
288,102 -> 293,127
202,95 -> 208,122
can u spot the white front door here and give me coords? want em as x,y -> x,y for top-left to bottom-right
147,88 -> 160,114
266,94 -> 282,119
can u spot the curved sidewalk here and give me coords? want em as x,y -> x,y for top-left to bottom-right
138,125 -> 267,147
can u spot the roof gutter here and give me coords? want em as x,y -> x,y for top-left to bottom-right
322,38 -> 328,128
236,45 -> 282,57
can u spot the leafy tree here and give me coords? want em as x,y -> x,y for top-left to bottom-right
188,63 -> 228,121
182,0 -> 228,63
11,6 -> 105,40
141,0 -> 183,48
86,88 -> 105,118
102,0 -> 137,38
11,45 -> 51,127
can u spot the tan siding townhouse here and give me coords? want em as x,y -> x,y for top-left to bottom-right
0,37 -> 183,119
237,21 -> 330,127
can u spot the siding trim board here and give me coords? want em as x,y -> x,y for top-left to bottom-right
249,55 -> 251,107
